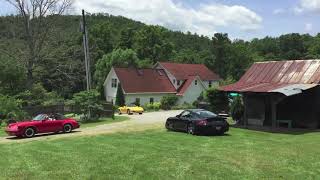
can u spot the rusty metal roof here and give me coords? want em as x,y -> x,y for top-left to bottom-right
221,60 -> 320,96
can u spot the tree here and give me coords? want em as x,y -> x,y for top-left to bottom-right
68,90 -> 103,120
90,22 -> 114,58
228,40 -> 254,80
206,88 -> 229,113
115,83 -> 125,106
118,28 -> 135,49
212,33 -> 231,79
134,25 -> 173,63
279,33 -> 305,59
5,0 -> 72,89
94,48 -> 140,95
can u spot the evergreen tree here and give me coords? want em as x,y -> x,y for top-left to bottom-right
115,83 -> 125,106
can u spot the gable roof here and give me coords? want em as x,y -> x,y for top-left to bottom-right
177,76 -> 205,96
221,60 -> 320,95
114,67 -> 176,94
158,62 -> 220,81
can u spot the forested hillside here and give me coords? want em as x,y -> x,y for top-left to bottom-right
1,13 -> 320,99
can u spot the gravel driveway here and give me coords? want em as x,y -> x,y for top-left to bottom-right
0,110 -> 183,143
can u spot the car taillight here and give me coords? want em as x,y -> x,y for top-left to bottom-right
196,120 -> 207,126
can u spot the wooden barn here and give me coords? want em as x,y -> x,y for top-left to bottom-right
221,60 -> 320,129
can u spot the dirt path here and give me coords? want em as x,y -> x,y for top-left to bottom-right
0,110 -> 183,144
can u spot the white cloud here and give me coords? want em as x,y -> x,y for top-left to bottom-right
305,23 -> 313,31
295,0 -> 320,13
273,8 -> 285,15
72,0 -> 262,36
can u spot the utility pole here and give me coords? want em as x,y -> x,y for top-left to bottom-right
81,9 -> 91,91
81,9 -> 91,119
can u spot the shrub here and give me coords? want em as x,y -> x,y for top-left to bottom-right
144,102 -> 161,111
0,94 -> 26,122
230,96 -> 244,122
160,95 -> 178,110
206,88 -> 229,113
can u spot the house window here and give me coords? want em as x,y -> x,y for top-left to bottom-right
177,80 -> 180,86
111,79 -> 117,88
135,98 -> 140,106
150,98 -> 154,104
208,81 -> 212,88
195,80 -> 198,85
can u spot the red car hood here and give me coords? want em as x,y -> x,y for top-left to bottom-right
8,120 -> 34,127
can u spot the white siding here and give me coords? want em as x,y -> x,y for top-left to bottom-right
125,93 -> 174,106
104,68 -> 119,103
202,80 -> 219,89
178,79 -> 206,104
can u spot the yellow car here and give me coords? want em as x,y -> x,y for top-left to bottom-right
118,104 -> 144,115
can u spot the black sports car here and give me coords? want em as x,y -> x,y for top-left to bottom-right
165,109 -> 229,135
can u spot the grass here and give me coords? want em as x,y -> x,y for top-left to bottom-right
0,127 -> 320,179
0,116 -> 129,137
79,116 -> 129,128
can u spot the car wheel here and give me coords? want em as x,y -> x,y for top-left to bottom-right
187,124 -> 195,135
127,109 -> 131,115
24,127 -> 35,138
63,124 -> 73,133
139,113 -> 142,115
166,122 -> 174,131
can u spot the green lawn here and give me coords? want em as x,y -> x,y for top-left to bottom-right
0,116 -> 129,137
79,116 -> 129,128
0,128 -> 319,179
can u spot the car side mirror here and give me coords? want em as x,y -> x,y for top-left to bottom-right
176,115 -> 180,118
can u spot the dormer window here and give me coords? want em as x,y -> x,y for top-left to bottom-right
111,79 -> 117,88
209,81 -> 212,88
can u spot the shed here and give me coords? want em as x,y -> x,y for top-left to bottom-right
221,60 -> 320,129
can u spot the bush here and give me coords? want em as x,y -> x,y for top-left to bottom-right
206,88 -> 229,113
144,102 -> 161,111
230,96 -> 244,122
172,102 -> 195,110
0,94 -> 26,122
160,95 -> 178,110
68,90 -> 104,121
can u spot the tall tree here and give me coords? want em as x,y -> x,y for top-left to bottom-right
134,25 -> 173,63
212,33 -> 231,79
115,83 -> 125,106
118,28 -> 135,49
5,0 -> 72,89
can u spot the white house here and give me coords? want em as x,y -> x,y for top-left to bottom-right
104,62 -> 220,106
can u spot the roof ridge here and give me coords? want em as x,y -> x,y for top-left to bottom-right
255,59 -> 320,64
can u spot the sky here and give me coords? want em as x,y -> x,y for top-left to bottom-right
0,0 -> 319,40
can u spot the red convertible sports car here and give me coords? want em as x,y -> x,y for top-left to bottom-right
5,113 -> 80,138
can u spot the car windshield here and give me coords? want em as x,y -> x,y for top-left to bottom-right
127,104 -> 136,107
195,110 -> 217,118
32,114 -> 48,121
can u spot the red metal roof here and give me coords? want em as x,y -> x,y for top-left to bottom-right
221,60 -> 320,93
159,62 -> 220,80
114,68 -> 176,94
